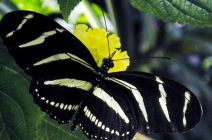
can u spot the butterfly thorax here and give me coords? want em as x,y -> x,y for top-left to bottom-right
95,58 -> 114,81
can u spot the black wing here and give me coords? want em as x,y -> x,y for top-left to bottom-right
30,78 -> 93,124
78,85 -> 134,140
107,72 -> 202,133
0,11 -> 97,124
77,72 -> 202,139
0,10 -> 98,77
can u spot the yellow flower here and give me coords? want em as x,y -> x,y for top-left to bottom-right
73,24 -> 130,73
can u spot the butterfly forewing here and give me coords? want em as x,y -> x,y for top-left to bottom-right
0,10 -> 98,76
108,72 -> 202,133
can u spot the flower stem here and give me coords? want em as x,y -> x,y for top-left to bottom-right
105,0 -> 118,33
82,0 -> 103,28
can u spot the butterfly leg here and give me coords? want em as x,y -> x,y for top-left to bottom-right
70,101 -> 85,131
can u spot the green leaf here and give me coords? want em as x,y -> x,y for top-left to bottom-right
0,45 -> 41,139
11,0 -> 59,14
58,0 -> 81,21
0,44 -> 86,140
129,0 -> 212,26
37,119 -> 88,140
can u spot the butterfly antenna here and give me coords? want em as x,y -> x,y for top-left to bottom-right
100,5 -> 111,58
112,56 -> 171,61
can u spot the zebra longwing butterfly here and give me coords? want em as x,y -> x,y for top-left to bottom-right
0,11 -> 202,140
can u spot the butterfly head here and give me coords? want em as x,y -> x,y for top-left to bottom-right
96,58 -> 114,81
101,58 -> 114,72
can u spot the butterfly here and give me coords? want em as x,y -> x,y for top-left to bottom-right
0,10 -> 202,140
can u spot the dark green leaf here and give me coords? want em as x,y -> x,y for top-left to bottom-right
37,119 -> 87,140
129,0 -> 212,26
58,0 -> 81,21
0,44 -> 86,140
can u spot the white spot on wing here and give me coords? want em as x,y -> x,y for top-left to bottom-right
34,53 -> 70,66
115,131 -> 120,136
95,119 -> 98,125
74,105 -> 79,110
109,78 -> 149,123
55,103 -> 59,107
25,14 -> 34,19
84,106 -> 87,112
60,103 -> 64,109
64,104 -> 68,110
183,91 -> 191,127
97,121 -> 102,127
89,114 -> 93,120
33,53 -> 94,71
87,110 -> 91,117
6,14 -> 34,37
102,125 -> 105,130
93,87 -> 129,124
68,105 -> 72,110
91,115 -> 96,122
85,109 -> 89,117
105,127 -> 110,132
56,28 -> 64,33
19,30 -> 57,48
83,106 -> 118,134
50,101 -> 55,106
44,78 -> 93,91
156,76 -> 171,122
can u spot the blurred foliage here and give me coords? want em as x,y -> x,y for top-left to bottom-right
11,0 -> 59,14
58,0 -> 80,21
129,0 -> 212,27
74,3 -> 103,26
0,0 -> 212,140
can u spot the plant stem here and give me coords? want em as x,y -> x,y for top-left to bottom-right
82,0 -> 102,28
105,0 -> 118,33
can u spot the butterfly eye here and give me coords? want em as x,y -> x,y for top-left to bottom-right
102,58 -> 114,68
102,58 -> 108,63
110,61 -> 114,68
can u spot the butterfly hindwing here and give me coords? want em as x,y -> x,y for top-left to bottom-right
78,85 -> 134,140
78,71 -> 201,138
30,78 -> 93,124
107,71 -> 202,133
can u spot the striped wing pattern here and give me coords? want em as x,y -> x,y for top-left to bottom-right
0,11 -> 202,140
30,78 -> 92,124
107,72 -> 201,133
76,72 -> 201,140
0,10 -> 97,125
